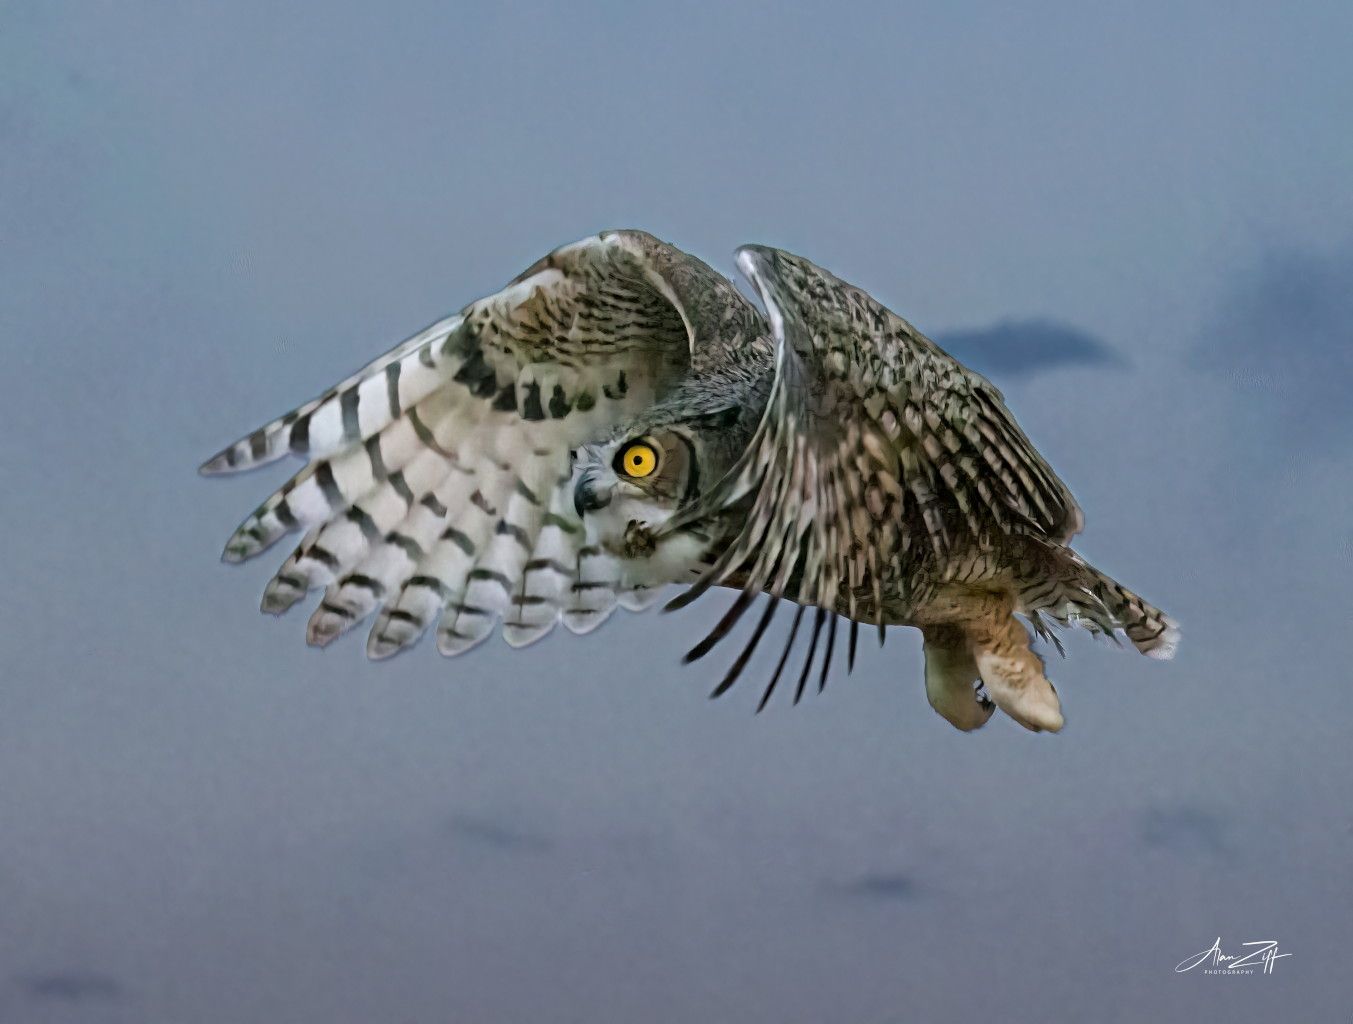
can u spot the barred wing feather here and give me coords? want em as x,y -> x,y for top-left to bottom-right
202,231 -> 743,658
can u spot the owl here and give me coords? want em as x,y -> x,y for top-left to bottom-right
203,230 -> 1177,733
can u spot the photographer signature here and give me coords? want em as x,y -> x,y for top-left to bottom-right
1176,937 -> 1292,975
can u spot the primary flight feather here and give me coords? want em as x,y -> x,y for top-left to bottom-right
202,230 -> 1177,732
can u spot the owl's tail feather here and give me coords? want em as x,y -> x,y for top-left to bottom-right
1017,544 -> 1180,661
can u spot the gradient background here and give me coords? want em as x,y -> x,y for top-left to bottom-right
4,3 -> 1352,1021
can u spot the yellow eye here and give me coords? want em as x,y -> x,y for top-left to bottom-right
619,441 -> 659,478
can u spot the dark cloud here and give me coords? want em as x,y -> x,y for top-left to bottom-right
445,814 -> 553,855
935,319 -> 1125,378
1193,240 -> 1353,440
1139,805 -> 1233,861
830,872 -> 922,903
15,971 -> 125,1002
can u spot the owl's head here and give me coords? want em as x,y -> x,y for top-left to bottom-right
572,397 -> 758,585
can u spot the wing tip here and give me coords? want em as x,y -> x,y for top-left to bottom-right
260,578 -> 306,616
199,449 -> 236,476
199,434 -> 292,476
502,622 -> 555,649
221,530 -> 267,564
307,606 -> 350,648
366,631 -> 408,661
436,626 -> 493,658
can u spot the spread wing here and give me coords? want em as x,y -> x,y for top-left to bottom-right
202,230 -> 761,658
661,244 -> 1082,699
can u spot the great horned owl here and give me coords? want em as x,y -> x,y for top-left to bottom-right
202,231 -> 1177,733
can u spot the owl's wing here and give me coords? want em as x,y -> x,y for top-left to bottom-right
203,230 -> 760,658
662,245 -> 1082,693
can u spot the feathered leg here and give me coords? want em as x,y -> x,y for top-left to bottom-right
967,611 -> 1064,733
915,583 -> 1064,733
921,624 -> 995,731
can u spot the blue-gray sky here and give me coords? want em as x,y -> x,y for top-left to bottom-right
3,2 -> 1351,1021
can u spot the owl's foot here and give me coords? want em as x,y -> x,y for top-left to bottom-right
922,624 -> 996,731
623,519 -> 657,559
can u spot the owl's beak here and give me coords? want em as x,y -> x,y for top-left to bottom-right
573,468 -> 615,517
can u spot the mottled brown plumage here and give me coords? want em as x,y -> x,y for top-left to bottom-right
203,230 -> 1176,732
